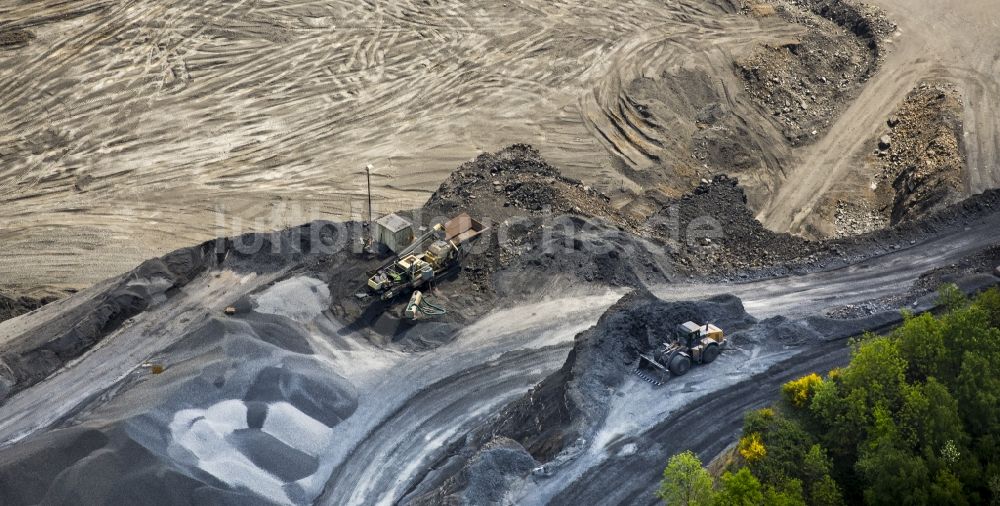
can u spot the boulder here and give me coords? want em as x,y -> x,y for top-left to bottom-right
878,135 -> 892,150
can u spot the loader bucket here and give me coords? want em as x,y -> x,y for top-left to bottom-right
633,353 -> 669,387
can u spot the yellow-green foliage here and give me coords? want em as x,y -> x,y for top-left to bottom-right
827,368 -> 842,382
782,373 -> 823,408
739,432 -> 767,462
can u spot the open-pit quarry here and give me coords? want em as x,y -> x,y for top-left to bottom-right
1,0 -> 1000,505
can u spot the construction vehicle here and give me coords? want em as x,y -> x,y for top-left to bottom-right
365,213 -> 488,301
633,321 -> 726,386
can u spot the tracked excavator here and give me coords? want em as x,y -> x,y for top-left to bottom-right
364,213 -> 488,301
633,321 -> 726,386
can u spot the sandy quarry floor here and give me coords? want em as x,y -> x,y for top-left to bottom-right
1,0 -> 998,296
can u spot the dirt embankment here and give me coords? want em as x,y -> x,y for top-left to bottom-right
0,243 -> 221,401
0,294 -> 57,325
637,172 -> 1000,281
415,147 -> 819,296
640,175 -> 821,275
403,291 -> 757,505
0,221 -> 356,402
420,147 -> 821,290
737,0 -> 896,145
835,82 -> 966,235
425,145 -> 631,225
411,145 -> 996,299
618,69 -> 772,195
420,145 -> 642,292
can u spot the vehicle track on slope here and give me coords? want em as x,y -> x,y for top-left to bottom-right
0,0 -> 804,294
322,346 -> 571,506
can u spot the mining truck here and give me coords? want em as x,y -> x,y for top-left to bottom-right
633,321 -> 726,386
364,213 -> 488,301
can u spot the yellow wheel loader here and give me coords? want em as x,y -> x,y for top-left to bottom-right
633,321 -> 726,386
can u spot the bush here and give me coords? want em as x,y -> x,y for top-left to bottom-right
782,374 -> 824,409
715,468 -> 763,506
658,451 -> 715,506
739,432 -> 767,463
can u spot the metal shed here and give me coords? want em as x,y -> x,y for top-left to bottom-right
374,213 -> 414,253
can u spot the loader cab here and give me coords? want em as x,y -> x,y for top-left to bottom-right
677,321 -> 703,347
676,321 -> 725,347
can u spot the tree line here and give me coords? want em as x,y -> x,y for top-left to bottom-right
658,285 -> 1000,505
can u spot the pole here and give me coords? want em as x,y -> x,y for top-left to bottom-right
366,164 -> 374,247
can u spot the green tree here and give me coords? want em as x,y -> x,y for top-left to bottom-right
898,378 -> 965,453
855,407 -> 930,505
809,475 -> 844,506
989,474 -> 1000,506
801,444 -> 832,483
714,468 -> 763,506
744,414 -> 813,487
718,295 -> 1000,506
809,371 -> 869,482
657,451 -> 715,506
895,311 -> 947,381
929,469 -> 968,506
743,408 -> 776,433
954,351 -> 1000,438
763,479 -> 806,506
841,336 -> 907,412
940,305 -> 998,383
800,445 -> 844,505
974,287 -> 1000,328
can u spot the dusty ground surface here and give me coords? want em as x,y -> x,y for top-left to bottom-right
3,0 -> 998,296
0,147 -> 997,505
0,0 -> 754,295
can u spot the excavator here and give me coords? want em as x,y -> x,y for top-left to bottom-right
364,213 -> 488,301
633,321 -> 726,386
